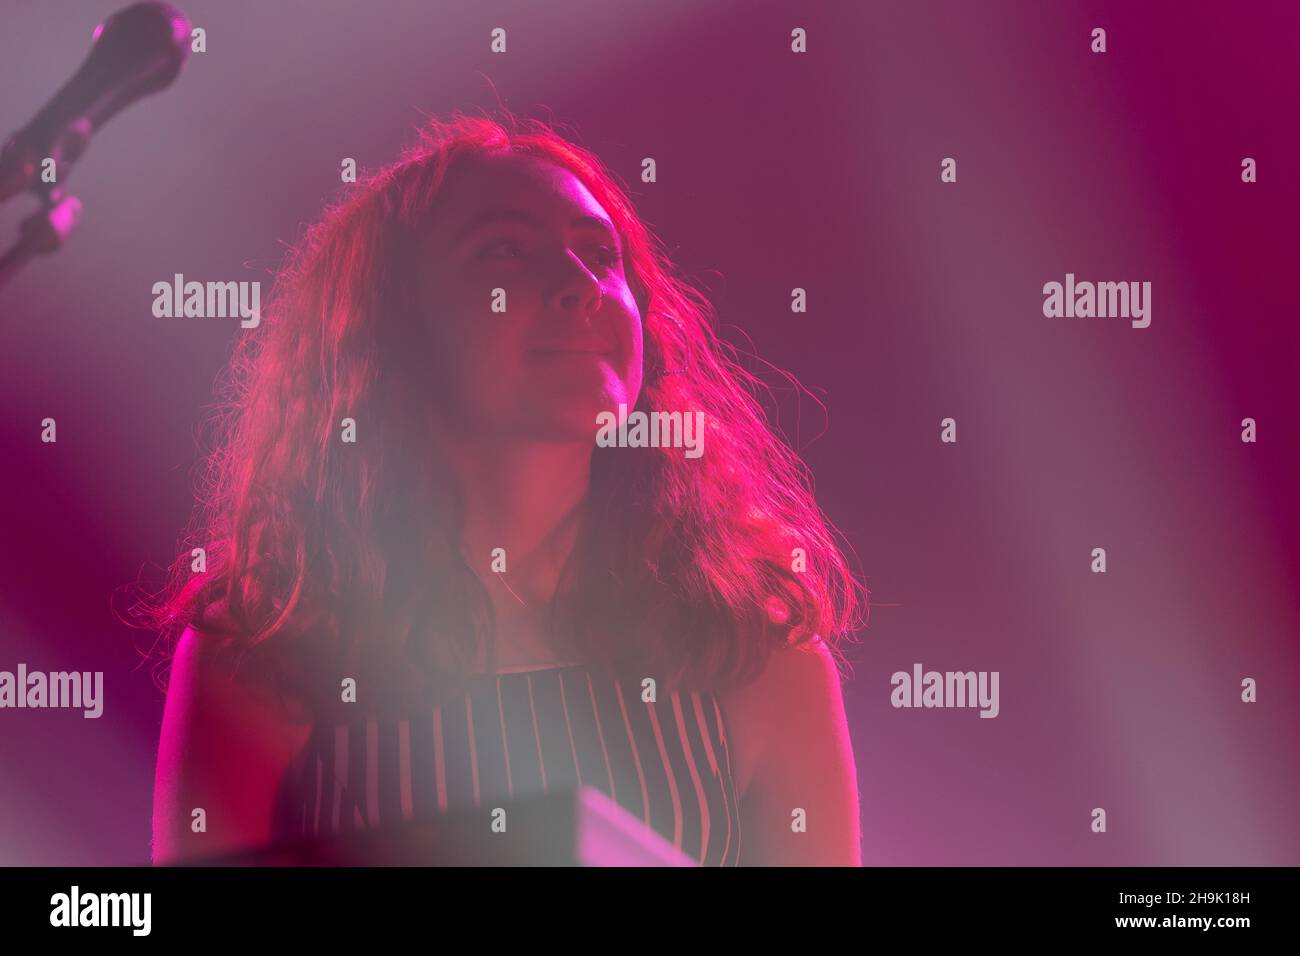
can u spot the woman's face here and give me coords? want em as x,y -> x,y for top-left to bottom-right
415,152 -> 644,444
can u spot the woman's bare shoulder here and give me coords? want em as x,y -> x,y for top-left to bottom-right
715,634 -> 860,864
714,631 -> 842,799
167,608 -> 313,733
153,610 -> 317,863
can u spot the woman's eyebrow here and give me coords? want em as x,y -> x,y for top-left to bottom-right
451,208 -> 621,247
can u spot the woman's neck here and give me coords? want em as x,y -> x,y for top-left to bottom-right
442,434 -> 595,667
457,445 -> 589,590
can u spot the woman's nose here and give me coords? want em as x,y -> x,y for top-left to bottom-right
550,249 -> 603,315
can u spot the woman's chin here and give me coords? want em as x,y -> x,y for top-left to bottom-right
515,406 -> 620,444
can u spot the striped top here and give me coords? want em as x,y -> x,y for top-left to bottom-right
271,663 -> 743,865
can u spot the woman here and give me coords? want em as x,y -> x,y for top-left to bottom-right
147,112 -> 867,866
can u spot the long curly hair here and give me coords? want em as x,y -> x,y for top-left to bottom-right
137,111 -> 868,720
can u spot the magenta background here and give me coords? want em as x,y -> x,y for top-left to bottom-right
1,0 -> 1297,866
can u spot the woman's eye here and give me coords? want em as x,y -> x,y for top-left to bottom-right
481,239 -> 620,270
591,246 -> 623,270
481,239 -> 525,260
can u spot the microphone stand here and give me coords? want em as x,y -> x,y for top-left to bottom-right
0,189 -> 82,292
0,0 -> 192,294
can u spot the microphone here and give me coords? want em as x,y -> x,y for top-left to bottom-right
0,1 -> 192,204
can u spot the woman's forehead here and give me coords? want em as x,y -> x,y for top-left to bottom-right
441,152 -> 607,220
